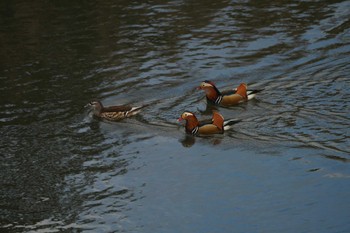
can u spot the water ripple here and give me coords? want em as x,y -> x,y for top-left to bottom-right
1,0 -> 350,232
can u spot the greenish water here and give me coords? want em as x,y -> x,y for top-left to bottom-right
1,1 -> 349,232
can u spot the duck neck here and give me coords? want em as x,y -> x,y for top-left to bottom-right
205,86 -> 221,103
93,101 -> 104,115
185,116 -> 199,134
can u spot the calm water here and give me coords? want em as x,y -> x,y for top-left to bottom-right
1,1 -> 350,232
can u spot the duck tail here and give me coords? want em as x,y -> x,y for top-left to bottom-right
223,118 -> 242,130
125,106 -> 143,117
247,89 -> 263,100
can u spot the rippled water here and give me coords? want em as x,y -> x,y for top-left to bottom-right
1,1 -> 349,232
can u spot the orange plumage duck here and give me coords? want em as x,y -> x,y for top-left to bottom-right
198,81 -> 261,107
178,111 -> 241,136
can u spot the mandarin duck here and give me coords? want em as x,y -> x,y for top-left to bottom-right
86,100 -> 145,121
198,81 -> 262,107
178,111 -> 241,136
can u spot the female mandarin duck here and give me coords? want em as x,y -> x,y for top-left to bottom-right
178,111 -> 240,136
86,100 -> 145,121
198,81 -> 261,107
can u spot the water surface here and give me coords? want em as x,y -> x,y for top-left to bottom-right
1,1 -> 349,232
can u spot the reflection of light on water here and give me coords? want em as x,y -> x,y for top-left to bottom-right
1,0 -> 350,232
324,173 -> 350,179
4,218 -> 66,232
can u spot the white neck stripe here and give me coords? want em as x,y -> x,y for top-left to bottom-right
191,126 -> 199,135
215,96 -> 223,104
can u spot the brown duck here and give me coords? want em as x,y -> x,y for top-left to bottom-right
198,81 -> 262,107
178,111 -> 241,136
86,100 -> 145,121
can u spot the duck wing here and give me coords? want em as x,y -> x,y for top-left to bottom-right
212,111 -> 224,130
198,118 -> 214,126
221,89 -> 236,96
102,105 -> 133,113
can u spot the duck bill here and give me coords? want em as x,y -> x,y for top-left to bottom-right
177,117 -> 184,122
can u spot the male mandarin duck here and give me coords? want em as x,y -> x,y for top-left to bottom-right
86,100 -> 145,121
198,81 -> 262,107
178,111 -> 241,136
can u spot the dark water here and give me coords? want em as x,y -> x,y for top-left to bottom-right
1,0 -> 349,232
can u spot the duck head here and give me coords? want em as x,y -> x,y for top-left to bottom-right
178,111 -> 199,133
198,80 -> 221,101
87,101 -> 103,115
